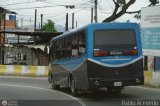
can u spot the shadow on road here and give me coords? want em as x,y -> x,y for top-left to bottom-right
53,87 -> 139,101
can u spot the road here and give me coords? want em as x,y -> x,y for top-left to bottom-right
0,75 -> 160,106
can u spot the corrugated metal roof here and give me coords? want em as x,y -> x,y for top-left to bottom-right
0,7 -> 16,14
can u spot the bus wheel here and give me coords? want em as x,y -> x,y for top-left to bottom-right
70,77 -> 78,97
48,73 -> 52,83
51,78 -> 60,90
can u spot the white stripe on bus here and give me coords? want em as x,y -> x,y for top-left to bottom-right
88,56 -> 143,67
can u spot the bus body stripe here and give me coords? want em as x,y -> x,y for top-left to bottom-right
58,56 -> 143,71
59,59 -> 87,72
88,56 -> 143,67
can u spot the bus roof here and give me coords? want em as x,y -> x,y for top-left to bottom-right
51,24 -> 87,42
50,22 -> 139,42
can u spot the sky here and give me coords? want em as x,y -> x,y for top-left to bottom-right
0,0 -> 156,28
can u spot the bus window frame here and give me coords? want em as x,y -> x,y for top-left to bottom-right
50,29 -> 86,61
93,29 -> 137,57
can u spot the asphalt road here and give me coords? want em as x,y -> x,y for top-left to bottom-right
0,75 -> 160,106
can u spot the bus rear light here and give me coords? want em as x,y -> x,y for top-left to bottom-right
94,52 -> 99,57
98,51 -> 107,56
123,50 -> 138,55
123,50 -> 132,55
94,51 -> 109,57
132,49 -> 138,55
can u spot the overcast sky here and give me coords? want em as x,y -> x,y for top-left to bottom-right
0,0 -> 156,28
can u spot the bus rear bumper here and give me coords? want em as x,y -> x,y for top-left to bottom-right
88,77 -> 144,89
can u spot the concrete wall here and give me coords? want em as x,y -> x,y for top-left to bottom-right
0,65 -> 48,76
144,71 -> 160,87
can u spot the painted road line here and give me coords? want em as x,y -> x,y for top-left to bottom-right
0,83 -> 86,106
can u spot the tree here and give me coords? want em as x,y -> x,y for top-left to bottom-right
103,0 -> 159,22
42,19 -> 57,32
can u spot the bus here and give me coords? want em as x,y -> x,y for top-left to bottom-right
48,23 -> 144,96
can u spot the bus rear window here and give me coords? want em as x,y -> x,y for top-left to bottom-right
94,29 -> 137,56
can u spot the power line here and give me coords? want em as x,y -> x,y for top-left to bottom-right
76,0 -> 93,8
6,5 -> 61,10
4,0 -> 92,11
0,0 -> 37,6
41,0 -> 85,7
17,10 -> 65,16
53,16 -> 66,22
43,12 -> 66,20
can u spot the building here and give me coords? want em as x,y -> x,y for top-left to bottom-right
0,7 -> 60,65
0,7 -> 16,64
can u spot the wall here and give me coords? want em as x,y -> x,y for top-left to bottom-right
0,65 -> 48,76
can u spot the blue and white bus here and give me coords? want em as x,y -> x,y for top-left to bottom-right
48,23 -> 144,96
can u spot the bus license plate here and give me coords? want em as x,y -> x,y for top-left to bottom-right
114,82 -> 122,86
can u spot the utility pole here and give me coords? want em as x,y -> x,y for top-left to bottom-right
34,9 -> 37,44
65,5 -> 75,30
2,12 -> 6,64
91,7 -> 93,23
0,14 -> 2,31
94,0 -> 98,23
3,12 -> 6,43
65,13 -> 68,31
34,9 -> 37,31
72,13 -> 74,29
29,18 -> 32,31
41,14 -> 43,31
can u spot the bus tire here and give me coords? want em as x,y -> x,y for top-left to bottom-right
48,73 -> 52,83
51,77 -> 60,90
70,77 -> 78,97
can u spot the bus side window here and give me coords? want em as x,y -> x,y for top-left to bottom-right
56,40 -> 62,59
49,46 -> 53,62
78,31 -> 86,56
52,42 -> 56,60
71,34 -> 78,58
62,38 -> 66,59
49,41 -> 56,61
67,36 -> 72,58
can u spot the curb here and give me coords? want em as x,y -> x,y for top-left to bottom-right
0,65 -> 48,77
144,71 -> 160,87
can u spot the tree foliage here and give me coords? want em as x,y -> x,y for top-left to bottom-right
103,0 -> 159,22
42,19 -> 57,32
